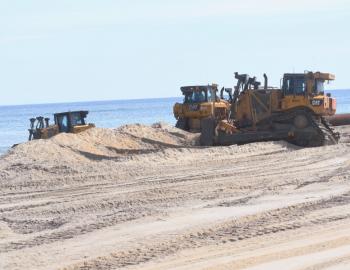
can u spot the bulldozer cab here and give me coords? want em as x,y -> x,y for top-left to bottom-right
181,85 -> 218,104
280,72 -> 336,116
282,72 -> 335,97
54,111 -> 88,133
282,74 -> 306,96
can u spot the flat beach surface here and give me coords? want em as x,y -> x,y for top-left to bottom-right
1,123 -> 350,270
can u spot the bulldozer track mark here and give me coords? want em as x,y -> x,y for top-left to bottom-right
58,194 -> 350,270
1,126 -> 350,269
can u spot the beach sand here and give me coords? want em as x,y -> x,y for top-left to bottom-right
1,123 -> 350,270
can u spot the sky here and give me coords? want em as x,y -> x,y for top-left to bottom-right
0,0 -> 350,105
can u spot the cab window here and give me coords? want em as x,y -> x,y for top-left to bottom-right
184,90 -> 207,103
71,113 -> 84,126
207,89 -> 216,102
314,80 -> 325,94
283,78 -> 306,95
57,115 -> 69,132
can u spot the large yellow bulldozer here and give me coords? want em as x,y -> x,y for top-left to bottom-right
173,84 -> 231,131
28,111 -> 95,141
200,71 -> 340,147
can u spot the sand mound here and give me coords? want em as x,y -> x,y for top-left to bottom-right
0,123 -> 199,186
3,123 -> 198,162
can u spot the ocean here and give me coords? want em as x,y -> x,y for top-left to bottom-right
1,90 -> 350,155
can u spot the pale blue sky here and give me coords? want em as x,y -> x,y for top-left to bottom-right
1,0 -> 349,105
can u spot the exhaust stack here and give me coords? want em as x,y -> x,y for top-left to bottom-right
263,73 -> 268,90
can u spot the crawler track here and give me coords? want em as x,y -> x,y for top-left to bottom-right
270,108 -> 340,147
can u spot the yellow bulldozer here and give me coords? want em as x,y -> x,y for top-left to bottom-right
173,84 -> 231,131
200,71 -> 340,147
28,111 -> 95,141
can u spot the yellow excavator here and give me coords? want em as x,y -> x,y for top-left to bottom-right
28,111 -> 95,140
173,84 -> 231,131
200,71 -> 340,147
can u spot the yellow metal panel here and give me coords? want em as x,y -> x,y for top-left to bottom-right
312,72 -> 335,81
72,124 -> 94,134
173,100 -> 230,120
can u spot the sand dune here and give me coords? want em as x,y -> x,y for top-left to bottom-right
0,123 -> 350,270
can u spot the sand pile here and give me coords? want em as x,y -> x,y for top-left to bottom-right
0,123 -> 199,190
1,122 -> 197,165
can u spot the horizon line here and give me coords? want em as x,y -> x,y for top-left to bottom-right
1,88 -> 349,107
